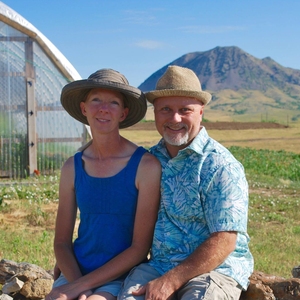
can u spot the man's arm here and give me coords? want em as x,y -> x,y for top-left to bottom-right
133,231 -> 237,300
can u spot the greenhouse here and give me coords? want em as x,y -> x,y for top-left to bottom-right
0,2 -> 89,178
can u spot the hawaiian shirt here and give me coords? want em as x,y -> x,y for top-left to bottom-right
149,127 -> 254,290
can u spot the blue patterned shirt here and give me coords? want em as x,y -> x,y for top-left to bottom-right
149,127 -> 254,290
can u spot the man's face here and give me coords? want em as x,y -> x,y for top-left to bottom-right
153,96 -> 204,153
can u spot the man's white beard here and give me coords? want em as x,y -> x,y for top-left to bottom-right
163,131 -> 189,146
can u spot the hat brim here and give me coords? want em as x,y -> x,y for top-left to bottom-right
61,80 -> 147,129
146,89 -> 212,105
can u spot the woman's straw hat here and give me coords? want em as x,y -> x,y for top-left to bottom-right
61,69 -> 147,128
146,65 -> 212,105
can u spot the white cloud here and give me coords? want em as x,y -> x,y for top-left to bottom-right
122,9 -> 158,25
179,25 -> 246,34
134,40 -> 165,49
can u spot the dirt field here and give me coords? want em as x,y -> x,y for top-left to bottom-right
125,121 -> 288,131
121,121 -> 300,153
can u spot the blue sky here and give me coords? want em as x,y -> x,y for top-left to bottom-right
2,0 -> 300,87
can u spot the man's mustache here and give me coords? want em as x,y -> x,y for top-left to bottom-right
163,123 -> 188,130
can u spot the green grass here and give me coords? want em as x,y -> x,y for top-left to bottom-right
229,146 -> 300,182
247,191 -> 300,276
230,147 -> 300,277
0,174 -> 59,270
0,147 -> 300,279
0,230 -> 55,270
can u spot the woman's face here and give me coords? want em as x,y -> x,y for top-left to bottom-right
80,88 -> 128,132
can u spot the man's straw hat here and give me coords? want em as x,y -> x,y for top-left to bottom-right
146,65 -> 211,105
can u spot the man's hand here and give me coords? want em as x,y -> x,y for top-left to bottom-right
132,277 -> 176,300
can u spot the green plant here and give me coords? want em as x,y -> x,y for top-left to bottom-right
234,109 -> 247,115
0,174 -> 59,269
229,147 -> 300,182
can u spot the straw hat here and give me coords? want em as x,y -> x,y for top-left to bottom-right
61,69 -> 147,129
146,65 -> 212,105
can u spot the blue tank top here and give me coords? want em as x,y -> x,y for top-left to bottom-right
73,146 -> 147,275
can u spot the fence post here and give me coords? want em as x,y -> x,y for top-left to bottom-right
25,38 -> 37,176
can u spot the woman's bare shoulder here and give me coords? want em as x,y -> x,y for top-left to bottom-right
61,155 -> 75,175
139,151 -> 161,175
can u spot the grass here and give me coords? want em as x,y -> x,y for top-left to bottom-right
1,127 -> 300,279
0,175 -> 59,270
0,230 -> 55,269
248,192 -> 300,276
229,146 -> 300,277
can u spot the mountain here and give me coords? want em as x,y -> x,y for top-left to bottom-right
139,46 -> 300,122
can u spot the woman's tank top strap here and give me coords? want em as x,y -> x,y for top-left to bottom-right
74,151 -> 84,175
74,151 -> 83,174
126,146 -> 147,171
125,146 -> 147,193
74,151 -> 83,161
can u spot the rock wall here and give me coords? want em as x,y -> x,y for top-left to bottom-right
1,259 -> 300,300
0,259 -> 53,300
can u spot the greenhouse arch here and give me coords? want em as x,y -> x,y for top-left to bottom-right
0,2 -> 90,178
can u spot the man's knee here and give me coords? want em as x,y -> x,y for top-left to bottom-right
178,271 -> 242,300
118,264 -> 160,300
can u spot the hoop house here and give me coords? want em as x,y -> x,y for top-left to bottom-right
0,2 -> 89,178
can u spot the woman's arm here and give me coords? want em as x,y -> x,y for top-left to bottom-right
53,156 -> 82,282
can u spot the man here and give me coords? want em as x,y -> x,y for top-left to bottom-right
118,65 -> 254,300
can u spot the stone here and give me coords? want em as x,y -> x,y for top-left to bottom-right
2,277 -> 24,294
240,271 -> 276,300
0,294 -> 14,300
20,279 -> 53,300
0,259 -> 52,284
0,259 -> 53,300
292,265 -> 300,279
241,271 -> 300,300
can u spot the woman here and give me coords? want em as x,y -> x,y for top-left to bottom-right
46,69 -> 161,300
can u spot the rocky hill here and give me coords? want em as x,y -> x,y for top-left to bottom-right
139,46 -> 300,122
